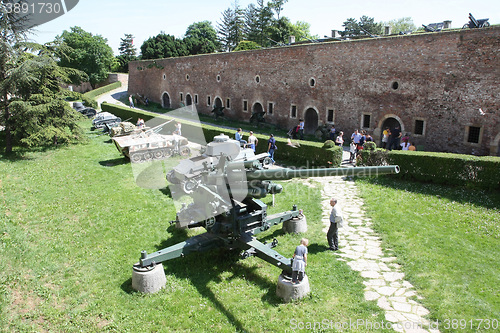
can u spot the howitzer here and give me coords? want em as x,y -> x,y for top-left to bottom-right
137,135 -> 399,276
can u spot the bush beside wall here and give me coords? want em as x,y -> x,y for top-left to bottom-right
100,102 -> 343,167
83,82 -> 122,100
360,149 -> 500,190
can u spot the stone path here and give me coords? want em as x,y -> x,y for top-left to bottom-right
313,175 -> 438,333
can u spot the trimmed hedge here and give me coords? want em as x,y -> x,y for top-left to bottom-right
100,102 -> 343,167
83,81 -> 122,100
359,149 -> 500,190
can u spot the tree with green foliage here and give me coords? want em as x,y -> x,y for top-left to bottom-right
140,33 -> 188,60
289,21 -> 318,42
233,40 -> 261,51
0,6 -> 88,153
244,0 -> 273,47
54,26 -> 114,89
268,0 -> 288,20
341,16 -> 382,37
217,2 -> 245,51
381,17 -> 416,34
184,21 -> 220,55
114,34 -> 137,73
119,33 -> 136,59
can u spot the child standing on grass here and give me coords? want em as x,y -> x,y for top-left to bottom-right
292,238 -> 308,284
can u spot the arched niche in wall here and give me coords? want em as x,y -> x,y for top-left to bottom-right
161,91 -> 171,109
214,96 -> 223,108
304,107 -> 319,135
186,94 -> 193,106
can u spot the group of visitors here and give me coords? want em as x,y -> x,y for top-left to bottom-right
349,129 -> 374,163
381,126 -> 416,151
234,128 -> 276,164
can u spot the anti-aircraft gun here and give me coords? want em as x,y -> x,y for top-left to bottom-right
135,135 -> 399,277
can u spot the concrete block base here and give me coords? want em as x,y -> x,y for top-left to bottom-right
132,263 -> 166,293
276,273 -> 310,303
282,215 -> 307,234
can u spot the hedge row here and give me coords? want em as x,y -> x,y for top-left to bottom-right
100,102 -> 343,167
359,148 -> 500,190
83,81 -> 122,100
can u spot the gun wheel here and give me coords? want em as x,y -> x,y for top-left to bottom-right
163,148 -> 173,157
179,145 -> 191,157
130,153 -> 142,163
182,179 -> 198,194
154,150 -> 163,159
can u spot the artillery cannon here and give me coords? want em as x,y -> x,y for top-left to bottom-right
463,13 -> 490,29
134,135 -> 399,286
250,110 -> 266,125
211,106 -> 225,120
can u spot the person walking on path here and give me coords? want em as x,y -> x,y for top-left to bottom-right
267,134 -> 277,164
292,238 -> 308,284
327,198 -> 343,251
128,95 -> 135,108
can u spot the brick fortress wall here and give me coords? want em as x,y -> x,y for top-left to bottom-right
129,27 -> 500,156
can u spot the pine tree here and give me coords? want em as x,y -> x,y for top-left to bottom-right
217,2 -> 245,51
119,34 -> 137,59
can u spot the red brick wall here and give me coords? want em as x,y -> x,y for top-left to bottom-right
129,27 -> 500,156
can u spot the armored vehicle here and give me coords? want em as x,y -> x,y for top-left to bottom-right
92,112 -> 121,130
72,101 -> 97,118
109,121 -> 139,137
113,130 -> 190,163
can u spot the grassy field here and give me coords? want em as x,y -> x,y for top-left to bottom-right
356,178 -> 500,331
1,121 -> 499,332
1,124 -> 387,332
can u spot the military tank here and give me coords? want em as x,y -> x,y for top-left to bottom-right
113,128 -> 190,163
109,121 -> 138,137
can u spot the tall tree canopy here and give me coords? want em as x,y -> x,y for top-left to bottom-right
115,33 -> 137,72
140,33 -> 188,60
184,21 -> 220,55
0,5 -> 88,153
217,2 -> 245,51
341,16 -> 383,37
55,26 -> 114,88
381,17 -> 416,34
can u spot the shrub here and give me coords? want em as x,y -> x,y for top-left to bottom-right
83,81 -> 122,100
359,148 -> 500,190
322,140 -> 335,149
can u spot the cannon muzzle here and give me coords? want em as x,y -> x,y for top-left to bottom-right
246,165 -> 400,181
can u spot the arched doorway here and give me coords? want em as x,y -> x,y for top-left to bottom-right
214,97 -> 223,108
252,102 -> 263,114
185,94 -> 192,106
304,108 -> 318,135
162,92 -> 171,109
381,117 -> 402,133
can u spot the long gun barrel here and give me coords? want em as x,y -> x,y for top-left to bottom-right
245,165 -> 400,181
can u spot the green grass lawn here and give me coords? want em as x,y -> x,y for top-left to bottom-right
1,124 -> 387,332
356,178 -> 500,331
2,121 -> 499,332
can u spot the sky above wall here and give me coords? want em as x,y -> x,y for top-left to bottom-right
28,0 -> 500,55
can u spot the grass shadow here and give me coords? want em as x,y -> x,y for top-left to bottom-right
99,157 -> 129,167
163,248 -> 281,332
